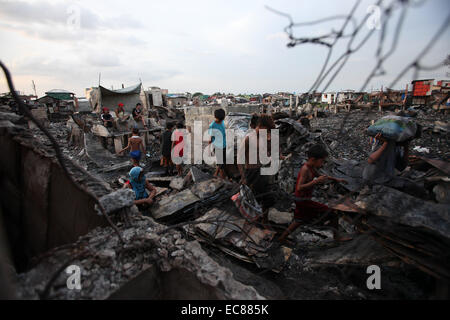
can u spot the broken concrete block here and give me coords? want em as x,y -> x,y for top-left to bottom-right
190,178 -> 224,199
97,188 -> 135,214
169,176 -> 184,190
268,208 -> 293,225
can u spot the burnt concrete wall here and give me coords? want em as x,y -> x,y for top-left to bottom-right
0,130 -> 107,272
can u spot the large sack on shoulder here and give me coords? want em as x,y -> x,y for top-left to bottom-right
367,115 -> 417,142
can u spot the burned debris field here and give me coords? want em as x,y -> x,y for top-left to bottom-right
0,0 -> 449,305
0,91 -> 449,300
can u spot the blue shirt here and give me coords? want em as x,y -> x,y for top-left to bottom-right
208,120 -> 226,149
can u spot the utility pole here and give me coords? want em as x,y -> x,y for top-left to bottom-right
98,72 -> 102,112
31,80 -> 37,97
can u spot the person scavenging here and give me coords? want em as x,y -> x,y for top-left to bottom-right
172,122 -> 185,176
123,166 -> 157,209
249,113 -> 259,130
278,144 -> 351,243
362,119 -> 424,197
161,121 -> 175,175
118,127 -> 145,167
237,114 -> 281,219
208,108 -> 229,179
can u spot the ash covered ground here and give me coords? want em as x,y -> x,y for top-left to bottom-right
13,106 -> 448,300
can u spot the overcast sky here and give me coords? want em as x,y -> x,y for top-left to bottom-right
0,0 -> 449,97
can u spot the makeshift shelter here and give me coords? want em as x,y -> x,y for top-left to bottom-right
37,89 -> 76,119
91,83 -> 146,113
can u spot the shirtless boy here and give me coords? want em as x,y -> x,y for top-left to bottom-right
118,127 -> 145,166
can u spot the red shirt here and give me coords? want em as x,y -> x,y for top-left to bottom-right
294,164 -> 318,199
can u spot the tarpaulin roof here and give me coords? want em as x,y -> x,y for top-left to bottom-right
99,83 -> 142,96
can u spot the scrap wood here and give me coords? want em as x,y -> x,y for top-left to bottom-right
363,217 -> 450,256
367,224 -> 438,257
409,156 -> 450,176
418,157 -> 450,176
373,236 -> 450,282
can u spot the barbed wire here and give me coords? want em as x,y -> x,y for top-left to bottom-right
267,0 -> 449,94
262,0 -> 450,291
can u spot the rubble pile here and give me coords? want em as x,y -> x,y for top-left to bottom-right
16,210 -> 263,300
310,109 -> 450,160
2,97 -> 449,300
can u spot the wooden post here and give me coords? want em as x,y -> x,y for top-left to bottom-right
402,84 -> 408,111
379,86 -> 383,112
289,95 -> 293,117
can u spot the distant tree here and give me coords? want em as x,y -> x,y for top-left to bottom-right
192,92 -> 203,97
444,54 -> 450,67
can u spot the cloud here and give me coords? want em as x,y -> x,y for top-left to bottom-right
7,52 -> 181,96
0,0 -> 99,29
266,32 -> 289,41
0,0 -> 144,42
85,53 -> 122,67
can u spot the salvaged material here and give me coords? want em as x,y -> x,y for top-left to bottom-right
152,189 -> 200,220
306,234 -> 397,267
356,185 -> 450,281
3,88 -> 450,300
188,208 -> 291,272
356,185 -> 450,238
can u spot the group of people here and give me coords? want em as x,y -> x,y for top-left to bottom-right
100,102 -> 147,131
116,107 -> 416,244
